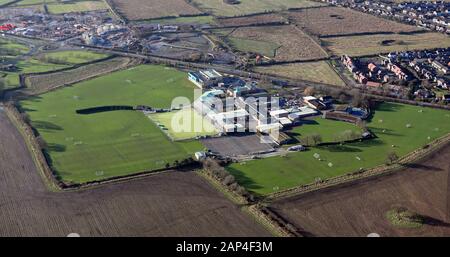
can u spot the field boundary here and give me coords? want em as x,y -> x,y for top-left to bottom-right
264,132 -> 450,202
16,57 -> 140,98
196,170 -> 293,237
3,103 -> 61,191
3,103 -> 201,192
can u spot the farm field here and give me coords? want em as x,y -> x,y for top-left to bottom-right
287,117 -> 363,144
323,32 -> 450,56
14,0 -> 58,5
288,6 -> 420,36
0,111 -> 270,236
24,57 -> 134,95
0,38 -> 30,56
254,61 -> 346,87
37,50 -> 110,65
217,25 -> 328,61
228,102 -> 450,195
1,59 -> 69,90
191,0 -> 325,17
217,13 -> 286,27
149,108 -> 217,141
109,0 -> 202,20
20,65 -> 203,183
146,15 -> 216,25
46,1 -> 109,14
269,143 -> 450,236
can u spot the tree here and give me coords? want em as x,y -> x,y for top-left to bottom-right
223,174 -> 235,186
0,77 -> 6,93
386,151 -> 399,165
36,136 -> 48,150
303,86 -> 315,96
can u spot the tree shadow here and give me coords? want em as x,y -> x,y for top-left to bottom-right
400,163 -> 443,172
226,166 -> 263,194
316,144 -> 362,153
32,120 -> 63,131
421,215 -> 450,228
47,143 -> 66,153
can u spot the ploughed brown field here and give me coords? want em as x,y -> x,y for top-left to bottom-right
110,0 -> 202,20
269,143 -> 450,236
288,6 -> 420,36
0,111 -> 270,236
217,13 -> 286,27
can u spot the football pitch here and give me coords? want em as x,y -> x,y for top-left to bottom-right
228,103 -> 450,195
20,65 -> 203,183
149,108 -> 217,141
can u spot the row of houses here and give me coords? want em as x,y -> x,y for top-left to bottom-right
322,0 -> 450,34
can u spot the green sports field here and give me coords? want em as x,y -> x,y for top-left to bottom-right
288,118 -> 363,144
20,65 -> 203,183
149,108 -> 217,141
228,103 -> 450,195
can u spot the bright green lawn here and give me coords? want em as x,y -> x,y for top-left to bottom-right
20,65 -> 203,183
40,50 -> 110,65
288,118 -> 362,144
149,108 -> 217,141
228,103 -> 450,195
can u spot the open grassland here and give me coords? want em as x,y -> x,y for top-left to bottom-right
288,118 -> 362,144
0,112 -> 269,236
149,108 -> 217,141
47,1 -> 108,14
146,15 -> 216,25
228,103 -> 450,195
0,0 -> 15,5
254,61 -> 346,86
323,32 -> 450,56
2,59 -> 69,90
0,38 -> 30,56
20,65 -> 203,183
110,0 -> 202,20
14,0 -> 58,5
217,13 -> 286,27
219,25 -> 328,61
289,6 -> 419,36
25,57 -> 133,94
269,143 -> 450,236
191,0 -> 325,17
37,50 -> 110,65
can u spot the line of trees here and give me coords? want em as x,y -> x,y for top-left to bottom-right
202,158 -> 254,202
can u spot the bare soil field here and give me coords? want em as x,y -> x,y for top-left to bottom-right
288,6 -> 420,37
0,111 -> 270,236
217,13 -> 286,27
225,25 -> 328,61
323,32 -> 450,56
201,134 -> 275,157
269,143 -> 450,237
109,0 -> 202,20
254,61 -> 346,87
